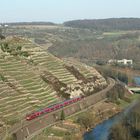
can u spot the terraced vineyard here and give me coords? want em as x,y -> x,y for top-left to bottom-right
31,52 -> 78,84
63,58 -> 104,79
0,37 -> 107,137
0,55 -> 58,121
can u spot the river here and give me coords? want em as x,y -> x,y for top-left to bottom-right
84,113 -> 121,140
134,76 -> 140,86
84,100 -> 138,140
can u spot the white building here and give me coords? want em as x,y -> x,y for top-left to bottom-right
108,59 -> 133,66
108,59 -> 117,64
117,59 -> 133,65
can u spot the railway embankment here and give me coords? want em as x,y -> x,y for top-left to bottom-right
32,82 -> 139,140
32,101 -> 121,140
2,78 -> 115,140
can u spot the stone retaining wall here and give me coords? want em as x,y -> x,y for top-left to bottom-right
3,78 -> 115,140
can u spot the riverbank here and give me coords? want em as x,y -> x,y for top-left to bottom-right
73,101 -> 122,134
32,101 -> 122,140
32,93 -> 140,140
107,100 -> 140,140
84,93 -> 140,140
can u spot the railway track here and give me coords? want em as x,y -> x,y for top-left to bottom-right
3,78 -> 115,140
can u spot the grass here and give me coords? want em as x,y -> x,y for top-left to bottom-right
103,31 -> 128,37
119,94 -> 140,108
119,99 -> 130,108
130,93 -> 140,100
43,128 -> 67,137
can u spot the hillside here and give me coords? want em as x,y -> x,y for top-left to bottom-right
0,37 -> 107,137
3,23 -> 140,67
3,24 -> 140,67
64,18 -> 140,31
48,29 -> 140,66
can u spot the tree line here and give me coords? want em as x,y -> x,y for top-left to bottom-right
64,18 -> 140,31
96,66 -> 128,84
109,101 -> 140,140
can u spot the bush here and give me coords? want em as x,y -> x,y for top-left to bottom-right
96,67 -> 128,84
0,74 -> 7,82
0,43 -> 30,57
107,83 -> 126,103
60,110 -> 65,121
96,60 -> 106,65
76,113 -> 95,129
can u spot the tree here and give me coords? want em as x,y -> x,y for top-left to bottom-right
76,113 -> 95,129
0,74 -> 7,82
60,110 -> 65,121
16,45 -> 22,51
0,35 -> 5,40
0,28 -> 5,40
1,43 -> 9,52
117,72 -> 128,84
20,51 -> 30,57
109,101 -> 140,140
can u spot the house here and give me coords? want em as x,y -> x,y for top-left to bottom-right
117,59 -> 133,65
108,59 -> 117,64
108,59 -> 133,66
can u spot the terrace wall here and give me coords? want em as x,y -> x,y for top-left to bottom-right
9,78 -> 115,140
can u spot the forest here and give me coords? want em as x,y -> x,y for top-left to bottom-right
64,18 -> 140,31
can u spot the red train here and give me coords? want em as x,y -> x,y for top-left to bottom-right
26,96 -> 83,121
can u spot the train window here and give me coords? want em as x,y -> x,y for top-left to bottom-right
60,104 -> 63,107
47,109 -> 51,112
51,108 -> 54,111
65,101 -> 69,105
33,115 -> 36,118
68,101 -> 71,104
69,100 -> 72,103
40,111 -> 44,114
71,100 -> 74,103
45,109 -> 49,112
55,105 -> 60,109
36,112 -> 40,116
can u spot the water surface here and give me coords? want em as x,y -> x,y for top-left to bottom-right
134,76 -> 140,86
84,101 -> 138,140
84,113 -> 121,140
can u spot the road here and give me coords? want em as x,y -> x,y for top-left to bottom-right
3,78 -> 115,140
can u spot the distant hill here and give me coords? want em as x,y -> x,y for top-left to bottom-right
64,18 -> 140,31
3,22 -> 56,26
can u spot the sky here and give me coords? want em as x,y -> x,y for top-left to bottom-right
0,0 -> 140,23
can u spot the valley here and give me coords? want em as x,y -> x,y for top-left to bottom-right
0,18 -> 140,140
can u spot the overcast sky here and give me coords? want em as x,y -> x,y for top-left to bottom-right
0,0 -> 140,23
